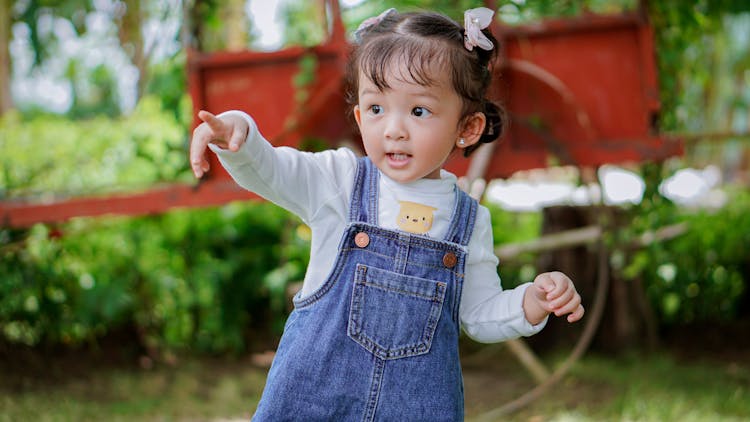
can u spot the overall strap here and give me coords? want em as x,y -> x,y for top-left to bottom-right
348,157 -> 379,225
443,187 -> 478,246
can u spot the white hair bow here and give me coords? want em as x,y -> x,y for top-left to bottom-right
354,8 -> 397,43
463,7 -> 495,51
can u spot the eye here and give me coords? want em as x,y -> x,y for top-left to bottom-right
412,107 -> 432,118
369,104 -> 384,115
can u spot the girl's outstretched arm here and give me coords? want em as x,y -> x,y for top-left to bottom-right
191,110 -> 357,225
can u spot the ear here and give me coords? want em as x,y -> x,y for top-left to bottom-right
353,105 -> 362,129
455,112 -> 486,149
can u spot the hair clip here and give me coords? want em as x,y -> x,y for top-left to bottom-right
354,8 -> 398,43
463,7 -> 495,51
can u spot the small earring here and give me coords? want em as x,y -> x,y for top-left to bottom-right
458,138 -> 466,146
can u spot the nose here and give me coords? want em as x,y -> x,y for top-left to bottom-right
384,115 -> 407,141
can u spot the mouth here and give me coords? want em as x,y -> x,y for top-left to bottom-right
386,152 -> 412,168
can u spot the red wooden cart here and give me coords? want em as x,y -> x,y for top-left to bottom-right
1,0 -> 680,227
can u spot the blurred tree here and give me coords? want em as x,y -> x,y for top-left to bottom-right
65,61 -> 121,119
222,0 -> 249,51
13,0 -> 94,66
646,1 -> 750,181
280,0 -> 327,47
342,0 -> 636,29
187,0 -> 253,52
114,0 -> 188,106
186,0 -> 219,51
0,0 -> 96,115
0,0 -> 11,114
114,0 -> 149,100
4,0 -> 187,116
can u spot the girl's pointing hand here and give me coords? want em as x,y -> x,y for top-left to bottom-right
190,110 -> 249,178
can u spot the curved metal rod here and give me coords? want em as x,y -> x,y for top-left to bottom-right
463,163 -> 610,419
474,231 -> 610,420
503,58 -> 598,144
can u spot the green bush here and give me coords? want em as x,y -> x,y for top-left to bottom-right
625,187 -> 749,324
1,94 -> 313,355
0,203 -> 310,354
0,95 -> 193,199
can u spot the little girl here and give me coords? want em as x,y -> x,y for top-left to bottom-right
190,7 -> 583,421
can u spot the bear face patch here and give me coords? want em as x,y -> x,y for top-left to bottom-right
396,201 -> 437,234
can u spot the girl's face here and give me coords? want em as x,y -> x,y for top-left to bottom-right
354,62 -> 480,184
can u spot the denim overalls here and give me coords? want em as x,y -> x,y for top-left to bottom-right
253,157 -> 478,421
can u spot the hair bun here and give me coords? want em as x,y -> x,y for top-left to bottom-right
463,100 -> 506,157
480,101 -> 504,143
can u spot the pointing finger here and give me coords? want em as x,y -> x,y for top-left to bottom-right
198,110 -> 226,135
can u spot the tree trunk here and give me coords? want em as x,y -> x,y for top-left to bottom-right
528,206 -> 598,351
0,0 -> 13,114
527,205 -> 655,354
222,0 -> 247,52
116,0 -> 148,102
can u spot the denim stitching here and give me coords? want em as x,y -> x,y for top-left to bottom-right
349,157 -> 367,223
348,264 -> 447,360
443,187 -> 462,243
340,247 -> 466,274
460,197 -> 478,246
362,357 -> 385,422
366,158 -> 379,226
357,280 -> 446,301
347,222 -> 467,251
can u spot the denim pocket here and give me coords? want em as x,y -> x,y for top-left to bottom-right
348,264 -> 447,360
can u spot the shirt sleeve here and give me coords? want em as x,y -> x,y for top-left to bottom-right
459,205 -> 548,343
207,110 -> 357,224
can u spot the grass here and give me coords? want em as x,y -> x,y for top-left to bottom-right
0,358 -> 266,422
1,348 -> 748,421
502,353 -> 750,422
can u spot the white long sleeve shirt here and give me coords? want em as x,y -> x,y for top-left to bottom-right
209,111 -> 547,342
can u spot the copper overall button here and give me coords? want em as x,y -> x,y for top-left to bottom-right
443,252 -> 457,268
354,232 -> 370,248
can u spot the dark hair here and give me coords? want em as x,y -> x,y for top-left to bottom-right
345,9 -> 506,157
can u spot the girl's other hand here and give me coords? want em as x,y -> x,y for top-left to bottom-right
525,271 -> 585,325
190,110 -> 249,178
